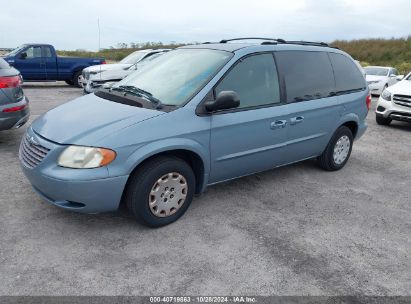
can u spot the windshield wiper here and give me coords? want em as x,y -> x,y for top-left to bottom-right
111,85 -> 163,109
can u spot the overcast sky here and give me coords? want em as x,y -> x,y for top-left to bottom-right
0,0 -> 410,51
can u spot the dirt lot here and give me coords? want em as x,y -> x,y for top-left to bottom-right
0,83 -> 410,296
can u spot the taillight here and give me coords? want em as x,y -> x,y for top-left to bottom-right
0,75 -> 22,89
366,94 -> 372,111
101,60 -> 106,64
2,104 -> 26,113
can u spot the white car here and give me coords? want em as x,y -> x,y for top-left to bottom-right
86,51 -> 168,91
82,49 -> 169,93
375,72 -> 411,125
365,66 -> 401,95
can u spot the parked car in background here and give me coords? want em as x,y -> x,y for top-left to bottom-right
365,66 -> 401,95
0,57 -> 29,131
82,49 -> 170,93
19,38 -> 369,227
1,44 -> 105,87
376,71 -> 411,125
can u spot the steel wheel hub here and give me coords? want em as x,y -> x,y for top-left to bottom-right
149,172 -> 188,217
333,135 -> 350,165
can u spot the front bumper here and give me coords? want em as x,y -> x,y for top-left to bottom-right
19,127 -> 129,213
376,96 -> 411,123
0,98 -> 30,131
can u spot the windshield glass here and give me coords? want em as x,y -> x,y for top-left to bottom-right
115,49 -> 232,106
406,73 -> 411,80
6,45 -> 26,57
120,51 -> 148,64
365,67 -> 389,76
0,58 -> 10,69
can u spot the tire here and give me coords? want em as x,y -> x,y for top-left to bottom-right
376,114 -> 392,125
72,70 -> 83,88
124,156 -> 195,227
65,80 -> 74,85
317,126 -> 353,171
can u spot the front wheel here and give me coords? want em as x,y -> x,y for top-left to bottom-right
317,126 -> 353,171
72,71 -> 83,88
376,114 -> 392,125
124,156 -> 195,227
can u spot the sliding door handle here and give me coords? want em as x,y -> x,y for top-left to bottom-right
270,120 -> 287,130
290,116 -> 304,125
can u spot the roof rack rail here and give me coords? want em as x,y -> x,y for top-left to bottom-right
220,37 -> 282,43
281,40 -> 329,47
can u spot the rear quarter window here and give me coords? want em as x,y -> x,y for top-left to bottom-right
275,51 -> 335,103
329,53 -> 365,93
0,58 -> 10,69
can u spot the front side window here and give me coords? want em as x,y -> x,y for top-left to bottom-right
275,51 -> 335,103
116,49 -> 232,106
215,53 -> 280,108
330,53 -> 366,93
24,46 -> 42,59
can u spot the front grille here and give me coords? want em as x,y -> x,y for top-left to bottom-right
393,94 -> 411,108
19,135 -> 50,169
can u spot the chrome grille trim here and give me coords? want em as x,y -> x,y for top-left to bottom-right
393,94 -> 411,108
19,135 -> 50,169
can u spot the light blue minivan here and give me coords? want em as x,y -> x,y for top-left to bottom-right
19,38 -> 369,227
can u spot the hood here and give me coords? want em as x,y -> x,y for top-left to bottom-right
386,80 -> 411,95
32,93 -> 164,145
99,68 -> 133,81
84,63 -> 133,73
366,75 -> 386,82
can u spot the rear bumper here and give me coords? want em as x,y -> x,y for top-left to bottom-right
355,121 -> 368,140
0,99 -> 30,131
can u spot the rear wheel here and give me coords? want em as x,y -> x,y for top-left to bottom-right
124,156 -> 195,227
318,126 -> 353,171
376,114 -> 392,125
72,71 -> 83,88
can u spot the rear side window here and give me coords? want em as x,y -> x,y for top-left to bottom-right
275,51 -> 334,103
43,46 -> 53,58
215,53 -> 280,109
329,53 -> 365,93
0,58 -> 10,69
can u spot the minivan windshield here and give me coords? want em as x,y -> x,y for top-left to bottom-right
364,67 -> 389,76
120,51 -> 148,64
114,49 -> 233,106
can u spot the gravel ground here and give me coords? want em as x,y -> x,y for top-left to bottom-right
0,82 -> 410,296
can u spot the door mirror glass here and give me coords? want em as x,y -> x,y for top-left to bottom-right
19,52 -> 27,59
205,91 -> 240,112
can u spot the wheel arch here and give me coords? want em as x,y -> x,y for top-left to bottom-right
123,140 -> 210,195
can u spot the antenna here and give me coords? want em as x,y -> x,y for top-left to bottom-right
97,17 -> 101,51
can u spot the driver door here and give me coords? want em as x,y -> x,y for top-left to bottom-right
14,46 -> 46,80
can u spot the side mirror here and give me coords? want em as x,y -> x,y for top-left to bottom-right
19,52 -> 27,59
396,75 -> 404,81
205,91 -> 240,112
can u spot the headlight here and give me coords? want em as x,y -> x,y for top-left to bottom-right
381,90 -> 392,101
58,146 -> 116,169
367,80 -> 380,84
